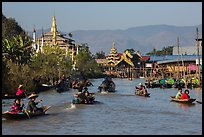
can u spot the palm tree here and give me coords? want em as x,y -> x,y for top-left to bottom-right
3,35 -> 32,65
68,32 -> 73,38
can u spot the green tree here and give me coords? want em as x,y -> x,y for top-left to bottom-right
124,48 -> 135,54
30,45 -> 72,83
2,35 -> 32,65
146,46 -> 173,56
94,50 -> 106,59
75,43 -> 103,78
68,32 -> 73,38
2,13 -> 26,40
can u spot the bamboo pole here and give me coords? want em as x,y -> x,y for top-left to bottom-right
180,46 -> 187,89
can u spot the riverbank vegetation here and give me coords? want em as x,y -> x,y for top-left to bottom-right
2,14 -> 104,95
146,46 -> 173,56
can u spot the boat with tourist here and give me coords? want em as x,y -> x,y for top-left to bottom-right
2,105 -> 51,120
98,77 -> 116,93
72,93 -> 95,104
170,96 -> 196,104
135,92 -> 150,97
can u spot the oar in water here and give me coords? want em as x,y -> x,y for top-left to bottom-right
22,91 -> 31,119
71,93 -> 77,104
196,101 -> 202,104
24,91 -> 28,98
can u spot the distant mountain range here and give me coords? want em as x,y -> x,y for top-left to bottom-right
28,24 -> 202,55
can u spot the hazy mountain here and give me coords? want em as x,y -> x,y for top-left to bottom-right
28,24 -> 202,55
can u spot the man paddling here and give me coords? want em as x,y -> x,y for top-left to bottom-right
27,93 -> 43,113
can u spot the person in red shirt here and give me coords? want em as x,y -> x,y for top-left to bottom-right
16,84 -> 25,96
10,98 -> 24,114
181,89 -> 190,99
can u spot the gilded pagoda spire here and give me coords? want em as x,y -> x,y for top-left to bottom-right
51,15 -> 57,33
51,15 -> 57,45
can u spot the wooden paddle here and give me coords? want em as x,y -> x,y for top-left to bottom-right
196,101 -> 202,104
22,90 -> 31,119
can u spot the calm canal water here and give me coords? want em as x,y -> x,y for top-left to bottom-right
2,78 -> 202,135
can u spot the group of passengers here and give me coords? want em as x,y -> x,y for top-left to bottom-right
135,83 -> 148,95
175,87 -> 190,99
73,87 -> 94,104
8,84 -> 43,114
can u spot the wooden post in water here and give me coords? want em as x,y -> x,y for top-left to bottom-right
180,45 -> 187,89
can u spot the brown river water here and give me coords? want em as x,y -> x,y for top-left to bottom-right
2,78 -> 202,135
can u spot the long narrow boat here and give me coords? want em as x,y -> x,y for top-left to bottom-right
2,105 -> 51,120
135,92 -> 150,97
170,96 -> 196,104
2,93 -> 26,100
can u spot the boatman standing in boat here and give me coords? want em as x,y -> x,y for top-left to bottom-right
83,87 -> 90,103
16,84 -> 25,97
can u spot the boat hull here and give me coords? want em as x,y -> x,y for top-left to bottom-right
2,105 -> 50,120
2,94 -> 26,100
170,97 -> 196,104
135,92 -> 150,97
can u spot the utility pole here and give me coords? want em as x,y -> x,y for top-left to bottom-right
196,28 -> 201,87
177,37 -> 180,78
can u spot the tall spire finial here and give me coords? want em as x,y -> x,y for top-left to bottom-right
112,41 -> 115,49
33,24 -> 36,32
51,15 -> 57,33
42,27 -> 44,36
51,15 -> 57,45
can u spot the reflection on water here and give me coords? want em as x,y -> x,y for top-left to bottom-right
2,78 -> 202,135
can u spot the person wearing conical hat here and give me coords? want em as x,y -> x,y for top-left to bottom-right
135,83 -> 143,90
26,93 -> 43,113
135,83 -> 146,95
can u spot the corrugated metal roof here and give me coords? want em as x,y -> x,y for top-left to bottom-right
157,58 -> 197,65
149,55 -> 202,62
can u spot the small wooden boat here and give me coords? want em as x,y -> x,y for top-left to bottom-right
40,84 -> 56,91
135,92 -> 150,97
2,105 -> 51,120
56,87 -> 69,93
72,93 -> 95,104
2,93 -> 26,100
98,81 -> 116,93
170,96 -> 196,104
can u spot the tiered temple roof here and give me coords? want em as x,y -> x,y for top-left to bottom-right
106,42 -> 120,66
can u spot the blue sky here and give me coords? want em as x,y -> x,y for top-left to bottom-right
2,2 -> 202,32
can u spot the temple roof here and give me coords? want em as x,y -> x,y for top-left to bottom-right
115,50 -> 142,68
